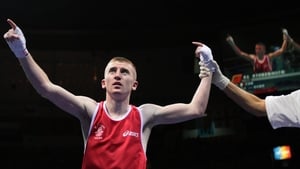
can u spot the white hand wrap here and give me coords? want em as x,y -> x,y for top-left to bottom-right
211,60 -> 230,90
198,44 -> 215,72
198,44 -> 213,62
5,26 -> 28,58
199,60 -> 230,90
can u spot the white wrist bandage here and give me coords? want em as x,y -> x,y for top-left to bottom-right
5,27 -> 28,58
208,60 -> 230,90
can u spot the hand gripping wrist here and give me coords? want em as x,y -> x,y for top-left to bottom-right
211,61 -> 230,90
6,27 -> 28,58
198,61 -> 211,79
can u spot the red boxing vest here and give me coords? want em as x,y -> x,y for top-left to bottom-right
253,55 -> 272,73
81,101 -> 147,169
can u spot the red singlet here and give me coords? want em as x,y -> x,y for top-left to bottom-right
81,101 -> 147,169
253,55 -> 272,73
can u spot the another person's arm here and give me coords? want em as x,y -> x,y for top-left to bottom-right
200,59 -> 300,129
199,60 -> 267,117
223,83 -> 267,117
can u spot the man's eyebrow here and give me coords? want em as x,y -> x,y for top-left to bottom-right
120,67 -> 130,72
108,67 -> 117,71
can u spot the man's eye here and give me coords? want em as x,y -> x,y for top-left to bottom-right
109,68 -> 116,73
121,69 -> 129,75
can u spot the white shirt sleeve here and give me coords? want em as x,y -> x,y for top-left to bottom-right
266,90 -> 300,129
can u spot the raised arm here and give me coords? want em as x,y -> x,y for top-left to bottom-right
267,29 -> 288,59
226,35 -> 255,62
199,60 -> 267,117
283,28 -> 300,52
141,42 -> 214,126
3,19 -> 97,121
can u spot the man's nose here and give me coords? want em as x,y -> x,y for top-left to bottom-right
114,71 -> 122,79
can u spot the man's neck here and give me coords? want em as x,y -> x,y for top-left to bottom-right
104,99 -> 130,119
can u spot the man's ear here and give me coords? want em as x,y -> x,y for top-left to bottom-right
132,81 -> 138,91
101,79 -> 106,89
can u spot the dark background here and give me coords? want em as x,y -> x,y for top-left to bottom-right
1,1 -> 300,169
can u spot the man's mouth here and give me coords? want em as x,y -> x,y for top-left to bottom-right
113,82 -> 122,86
